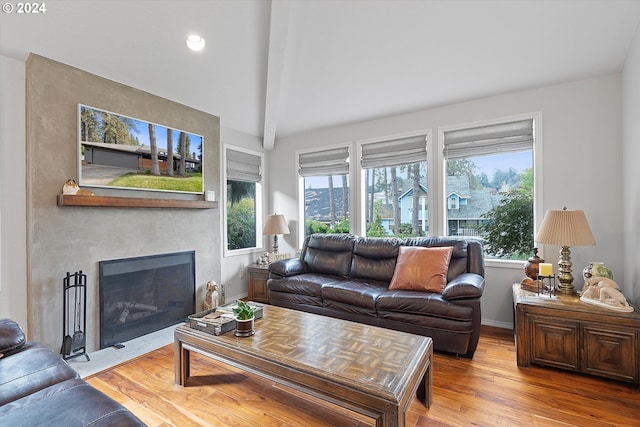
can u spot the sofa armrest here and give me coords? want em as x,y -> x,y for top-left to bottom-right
268,258 -> 309,278
442,273 -> 485,300
0,318 -> 26,357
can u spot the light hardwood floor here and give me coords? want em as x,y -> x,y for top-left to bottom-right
86,326 -> 640,426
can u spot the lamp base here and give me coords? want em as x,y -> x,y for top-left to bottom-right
556,245 -> 577,295
272,235 -> 279,254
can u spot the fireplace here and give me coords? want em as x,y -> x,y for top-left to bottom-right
99,251 -> 195,349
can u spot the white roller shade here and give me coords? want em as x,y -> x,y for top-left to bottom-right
227,149 -> 262,182
361,134 -> 427,168
298,146 -> 349,177
444,119 -> 533,159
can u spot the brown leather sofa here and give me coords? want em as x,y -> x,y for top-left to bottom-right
268,234 -> 485,358
0,318 -> 145,426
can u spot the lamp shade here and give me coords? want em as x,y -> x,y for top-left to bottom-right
263,214 -> 290,235
535,209 -> 595,246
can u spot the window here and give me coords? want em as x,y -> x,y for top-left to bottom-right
443,118 -> 535,259
225,147 -> 263,253
360,133 -> 428,238
298,146 -> 350,237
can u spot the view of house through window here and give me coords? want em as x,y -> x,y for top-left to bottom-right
364,162 -> 428,237
444,119 -> 535,260
361,134 -> 428,238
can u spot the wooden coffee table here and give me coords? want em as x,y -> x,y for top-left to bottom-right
175,304 -> 432,427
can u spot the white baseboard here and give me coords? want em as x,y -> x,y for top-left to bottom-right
482,319 -> 513,329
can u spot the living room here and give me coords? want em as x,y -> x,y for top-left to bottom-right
1,1 -> 640,425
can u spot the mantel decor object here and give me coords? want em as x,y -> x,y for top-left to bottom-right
535,208 -> 595,295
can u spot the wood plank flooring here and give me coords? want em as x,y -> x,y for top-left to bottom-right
86,326 -> 640,426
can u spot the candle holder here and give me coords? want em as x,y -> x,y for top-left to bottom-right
536,274 -> 556,298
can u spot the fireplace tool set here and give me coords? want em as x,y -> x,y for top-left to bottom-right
61,270 -> 90,361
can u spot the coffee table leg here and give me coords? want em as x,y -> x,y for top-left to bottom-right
174,338 -> 190,385
377,407 -> 402,427
416,357 -> 432,407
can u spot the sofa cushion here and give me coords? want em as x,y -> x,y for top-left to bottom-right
0,378 -> 145,426
376,289 -> 473,321
302,234 -> 354,277
268,273 -> 339,297
403,237 -> 470,281
0,318 -> 26,357
322,279 -> 388,311
389,246 -> 453,293
0,342 -> 80,405
350,237 -> 400,282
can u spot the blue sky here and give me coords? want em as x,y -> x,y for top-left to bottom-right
132,120 -> 202,154
82,104 -> 202,154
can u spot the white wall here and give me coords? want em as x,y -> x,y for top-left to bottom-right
0,54 -> 28,331
622,24 -> 640,305
269,74 -> 624,328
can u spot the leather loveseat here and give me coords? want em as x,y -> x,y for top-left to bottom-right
268,234 -> 485,358
0,318 -> 145,426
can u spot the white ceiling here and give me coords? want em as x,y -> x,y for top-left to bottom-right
2,0 -> 639,148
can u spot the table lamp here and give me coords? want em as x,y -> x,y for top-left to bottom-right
263,214 -> 290,254
534,208 -> 595,294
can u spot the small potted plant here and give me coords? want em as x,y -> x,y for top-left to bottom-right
232,300 -> 256,337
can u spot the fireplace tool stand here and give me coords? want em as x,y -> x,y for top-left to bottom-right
61,270 -> 90,361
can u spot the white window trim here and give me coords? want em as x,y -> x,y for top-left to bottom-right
356,129 -> 431,237
436,112 -> 543,267
296,142 -> 354,249
223,144 -> 265,258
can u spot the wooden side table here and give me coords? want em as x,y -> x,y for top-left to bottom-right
512,283 -> 640,385
248,263 -> 270,303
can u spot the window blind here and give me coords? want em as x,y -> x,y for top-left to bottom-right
298,146 -> 349,177
443,119 -> 533,160
360,134 -> 427,168
226,148 -> 262,182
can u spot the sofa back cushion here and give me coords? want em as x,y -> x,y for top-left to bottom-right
402,236 -> 483,281
302,234 -> 355,277
388,246 -> 453,293
350,237 -> 401,282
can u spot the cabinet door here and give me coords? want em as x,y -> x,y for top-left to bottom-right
583,325 -> 638,383
531,317 -> 579,371
249,269 -> 270,303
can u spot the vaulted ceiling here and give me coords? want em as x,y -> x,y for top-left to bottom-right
2,0 -> 639,149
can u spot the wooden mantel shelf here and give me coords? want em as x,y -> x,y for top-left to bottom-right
57,194 -> 218,209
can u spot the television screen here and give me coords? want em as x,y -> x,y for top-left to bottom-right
79,104 -> 204,194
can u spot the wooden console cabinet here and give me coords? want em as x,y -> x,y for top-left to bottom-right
248,263 -> 270,303
512,284 -> 640,385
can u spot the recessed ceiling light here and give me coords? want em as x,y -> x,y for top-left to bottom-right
186,34 -> 205,52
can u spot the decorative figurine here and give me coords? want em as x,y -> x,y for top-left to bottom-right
203,281 -> 219,311
580,276 -> 633,312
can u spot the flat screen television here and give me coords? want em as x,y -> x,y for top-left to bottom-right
78,104 -> 204,194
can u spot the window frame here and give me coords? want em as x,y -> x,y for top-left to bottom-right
436,112 -> 543,267
223,144 -> 265,257
296,142 -> 354,248
356,130 -> 431,237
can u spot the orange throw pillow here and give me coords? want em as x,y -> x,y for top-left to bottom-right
389,246 -> 453,293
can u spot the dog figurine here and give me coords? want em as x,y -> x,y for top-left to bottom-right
203,281 -> 219,311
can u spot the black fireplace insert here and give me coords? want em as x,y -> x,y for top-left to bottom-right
99,251 -> 195,349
